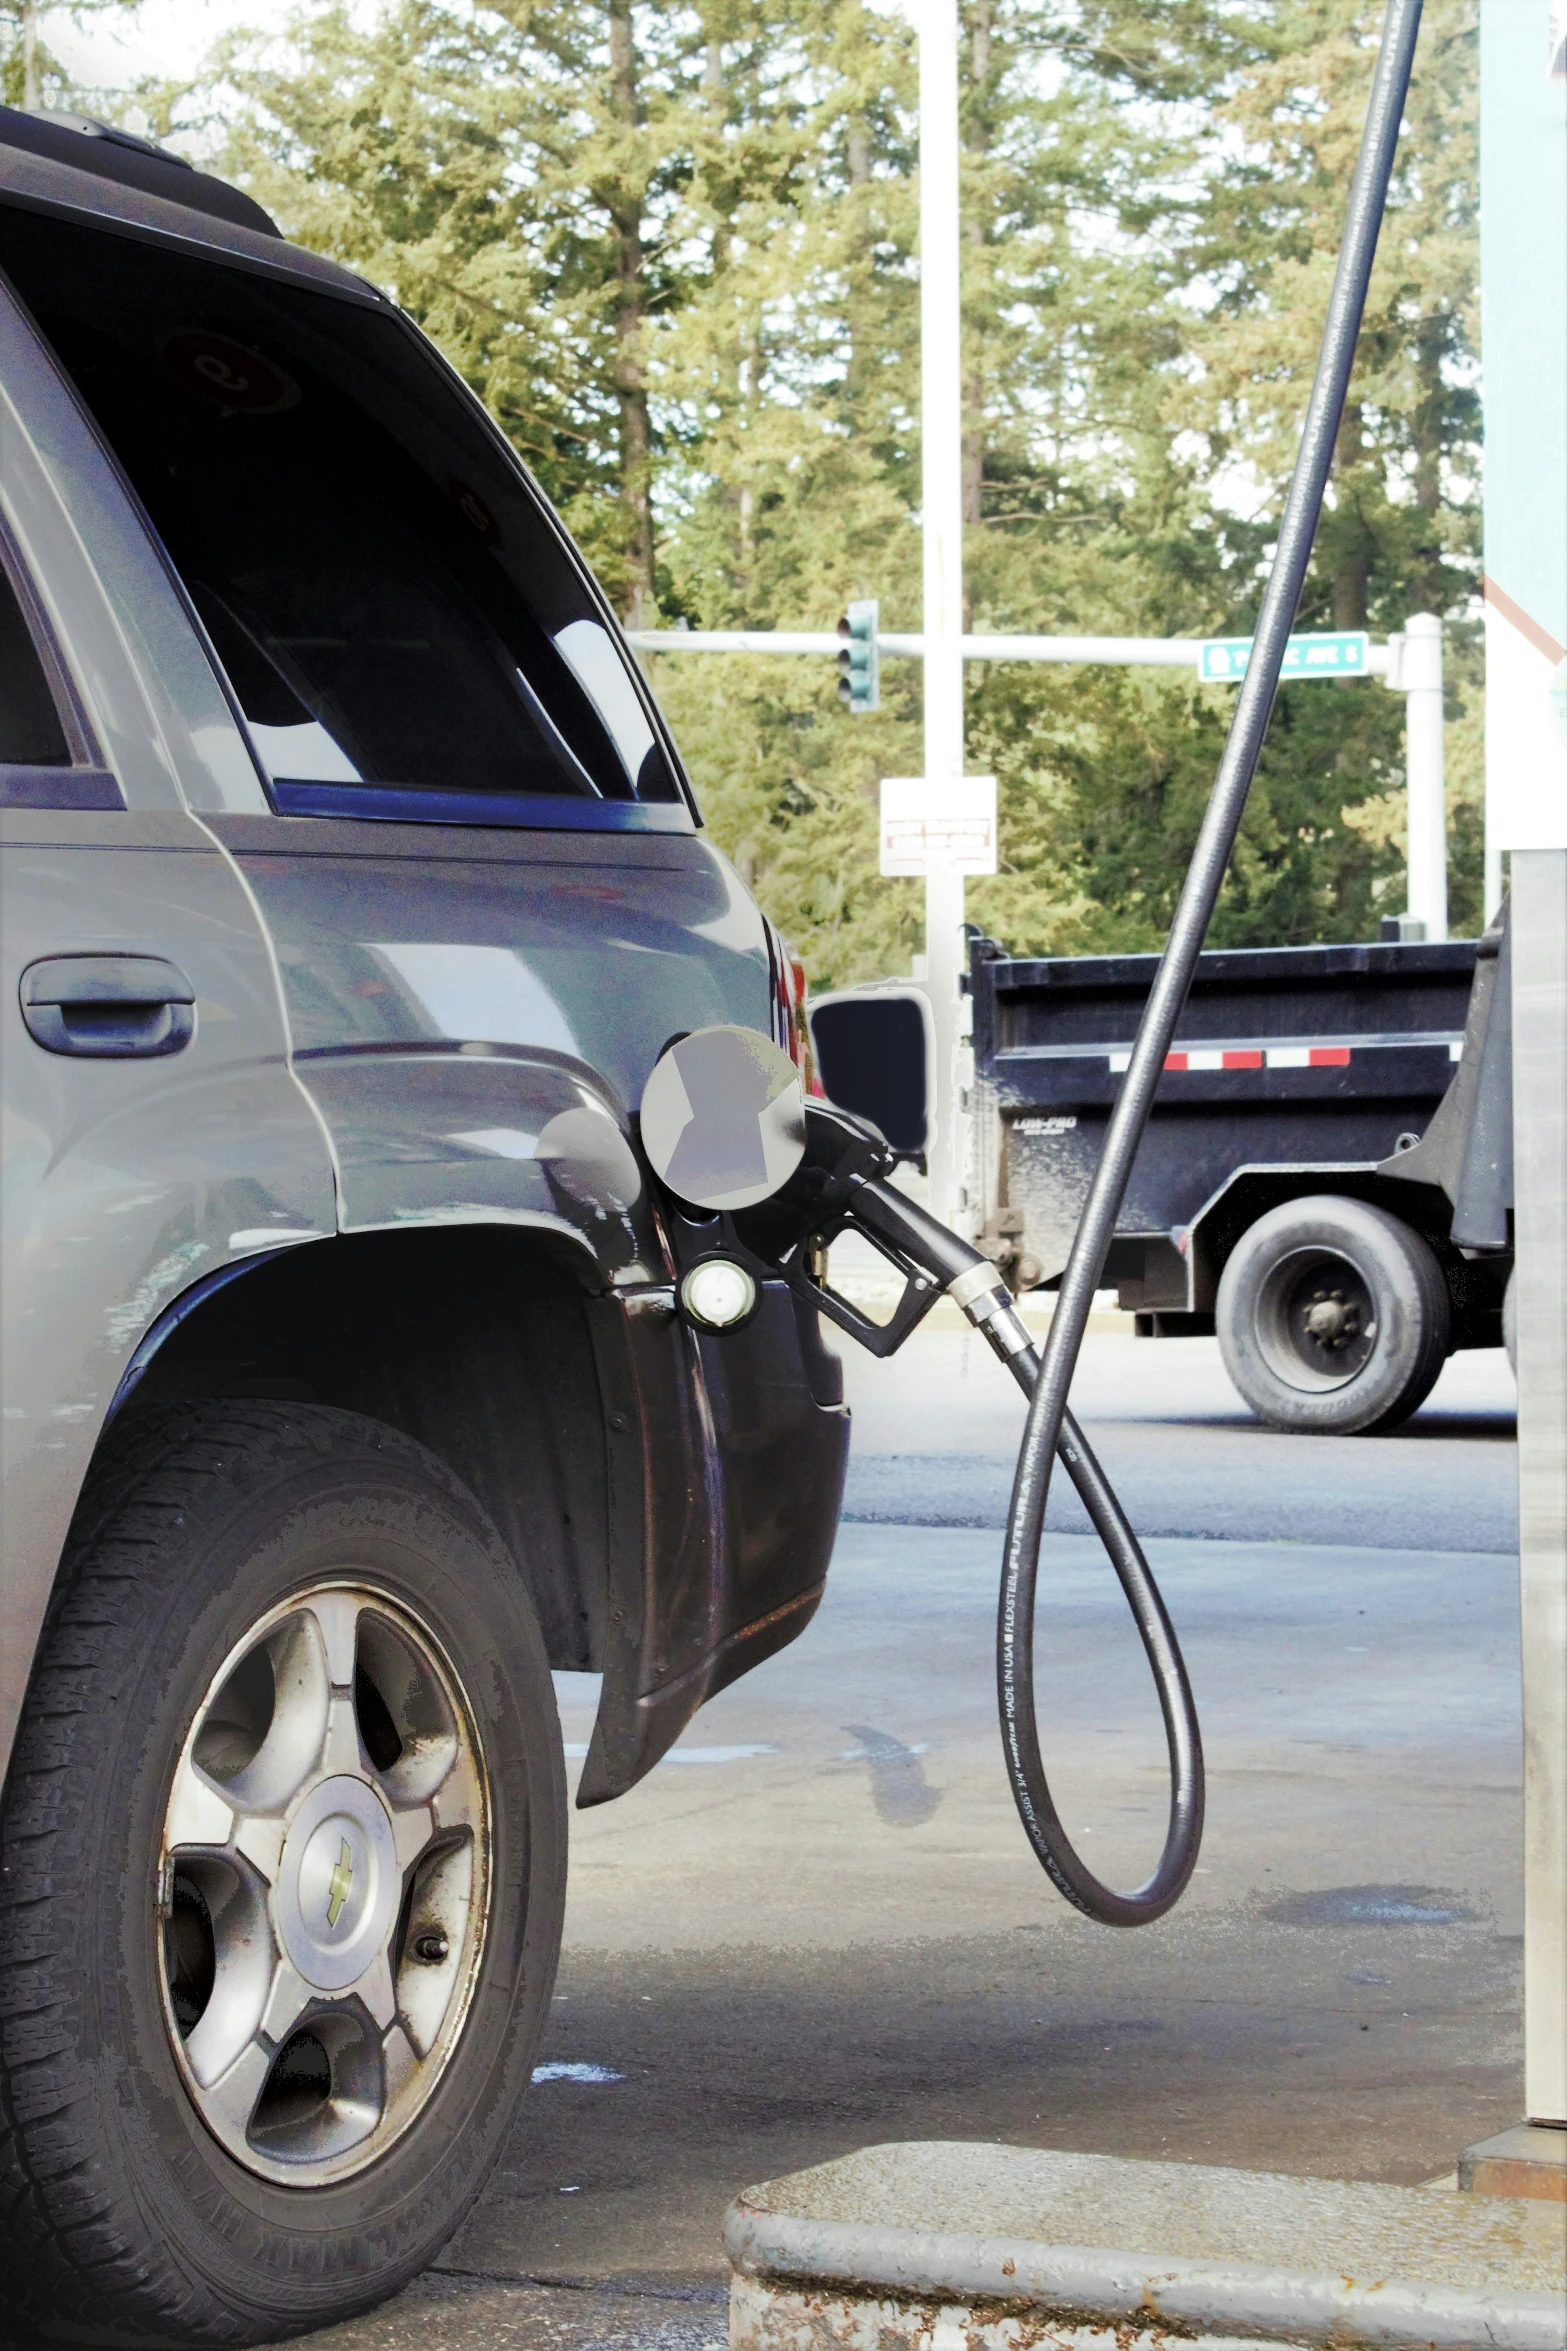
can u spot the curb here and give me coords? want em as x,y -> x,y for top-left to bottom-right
723,2145 -> 1567,2351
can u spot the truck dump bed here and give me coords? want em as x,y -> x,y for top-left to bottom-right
969,936 -> 1479,1309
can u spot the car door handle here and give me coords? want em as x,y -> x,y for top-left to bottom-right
20,954 -> 196,1058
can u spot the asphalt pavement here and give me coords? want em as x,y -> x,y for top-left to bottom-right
246,1331 -> 1525,2351
839,1320 -> 1517,1553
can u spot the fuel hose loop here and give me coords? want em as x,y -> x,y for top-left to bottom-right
996,0 -> 1426,1926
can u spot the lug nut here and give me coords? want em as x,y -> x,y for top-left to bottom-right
1304,1298 -> 1348,1342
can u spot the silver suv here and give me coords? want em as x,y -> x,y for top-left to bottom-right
0,106 -> 847,2342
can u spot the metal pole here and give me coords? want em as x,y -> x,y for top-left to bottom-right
631,629 -> 1380,670
1483,823 -> 1505,928
1402,613 -> 1448,940
1512,849 -> 1567,2127
918,0 -> 966,1229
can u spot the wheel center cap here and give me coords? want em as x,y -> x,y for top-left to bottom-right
276,1775 -> 400,1993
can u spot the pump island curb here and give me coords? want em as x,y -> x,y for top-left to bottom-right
724,2146 -> 1567,2351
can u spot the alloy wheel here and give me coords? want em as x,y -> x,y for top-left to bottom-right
157,1582 -> 490,2185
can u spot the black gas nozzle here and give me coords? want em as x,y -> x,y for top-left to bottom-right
766,1102 -> 1039,1368
793,1100 -> 898,1206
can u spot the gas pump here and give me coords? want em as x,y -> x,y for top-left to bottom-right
638,0 -> 1427,1932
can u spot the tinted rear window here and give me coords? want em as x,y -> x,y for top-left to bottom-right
0,563 -> 69,764
0,207 -> 687,822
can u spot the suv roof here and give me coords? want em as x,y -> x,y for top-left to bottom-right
0,105 -> 280,240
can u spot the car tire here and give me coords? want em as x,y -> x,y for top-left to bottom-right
0,1400 -> 567,2347
1216,1195 -> 1451,1435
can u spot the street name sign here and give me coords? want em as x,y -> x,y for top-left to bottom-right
880,777 -> 997,875
1198,630 -> 1370,683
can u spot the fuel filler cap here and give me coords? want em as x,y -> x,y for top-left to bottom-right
639,1024 -> 806,1212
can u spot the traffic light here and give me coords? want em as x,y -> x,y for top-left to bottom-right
837,598 -> 880,713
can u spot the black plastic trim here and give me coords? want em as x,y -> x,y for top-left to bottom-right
103,1252 -> 293,1426
0,764 -> 122,809
269,780 -> 694,832
0,105 -> 280,237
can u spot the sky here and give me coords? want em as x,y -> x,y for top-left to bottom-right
51,0 -> 916,98
48,0 -> 269,105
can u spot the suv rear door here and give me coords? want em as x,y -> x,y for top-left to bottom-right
0,255 -> 334,1782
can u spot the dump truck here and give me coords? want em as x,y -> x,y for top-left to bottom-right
964,916 -> 1512,1432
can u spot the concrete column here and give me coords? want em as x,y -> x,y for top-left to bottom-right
1402,614 -> 1447,941
1511,848 -> 1567,2128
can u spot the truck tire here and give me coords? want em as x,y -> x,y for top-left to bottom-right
1216,1195 -> 1451,1435
0,1401 -> 567,2346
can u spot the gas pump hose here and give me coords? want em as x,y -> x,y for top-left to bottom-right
992,0 -> 1424,1926
844,1176 -> 1203,1926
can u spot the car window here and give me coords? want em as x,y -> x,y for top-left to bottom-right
0,561 -> 70,764
0,206 -> 688,822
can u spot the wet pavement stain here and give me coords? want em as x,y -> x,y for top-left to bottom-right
840,1725 -> 942,1827
1265,1884 -> 1476,1927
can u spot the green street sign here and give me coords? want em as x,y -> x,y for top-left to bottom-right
1198,630 -> 1370,683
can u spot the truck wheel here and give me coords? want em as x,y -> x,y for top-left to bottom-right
0,1401 -> 566,2346
1216,1196 -> 1451,1435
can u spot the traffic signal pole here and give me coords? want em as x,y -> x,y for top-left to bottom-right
916,0 -> 967,1230
629,616 -> 1452,960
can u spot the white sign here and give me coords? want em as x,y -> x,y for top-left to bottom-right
880,777 -> 997,875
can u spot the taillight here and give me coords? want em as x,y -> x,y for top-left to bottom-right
788,954 -> 807,1057
772,945 -> 801,1067
770,931 -> 821,1092
782,945 -> 828,1098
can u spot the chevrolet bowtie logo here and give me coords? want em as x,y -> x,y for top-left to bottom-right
325,1837 -> 354,1930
